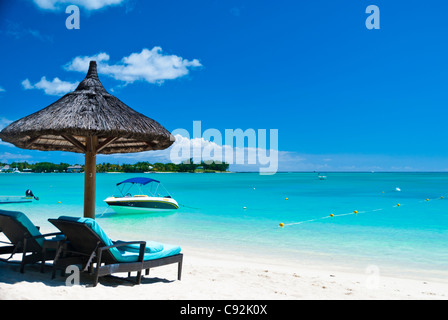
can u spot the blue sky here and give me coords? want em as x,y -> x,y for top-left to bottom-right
1,0 -> 448,171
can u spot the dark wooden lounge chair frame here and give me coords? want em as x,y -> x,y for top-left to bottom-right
0,213 -> 62,273
49,218 -> 183,287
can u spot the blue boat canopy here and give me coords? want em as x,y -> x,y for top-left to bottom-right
117,177 -> 160,186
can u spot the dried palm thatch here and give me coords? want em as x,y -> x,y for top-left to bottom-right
0,61 -> 175,219
0,61 -> 174,154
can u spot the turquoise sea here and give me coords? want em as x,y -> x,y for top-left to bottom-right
1,172 -> 447,280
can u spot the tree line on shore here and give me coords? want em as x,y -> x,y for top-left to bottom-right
1,160 -> 229,173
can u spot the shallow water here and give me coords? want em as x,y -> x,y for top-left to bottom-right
1,172 -> 447,279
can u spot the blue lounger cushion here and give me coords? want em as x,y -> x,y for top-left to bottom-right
114,240 -> 163,253
0,210 -> 44,246
116,243 -> 181,263
57,216 -> 181,263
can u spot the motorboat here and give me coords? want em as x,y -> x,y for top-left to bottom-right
0,196 -> 33,204
317,173 -> 327,180
104,177 -> 179,213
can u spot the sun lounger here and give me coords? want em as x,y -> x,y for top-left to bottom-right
48,216 -> 183,286
0,210 -> 63,273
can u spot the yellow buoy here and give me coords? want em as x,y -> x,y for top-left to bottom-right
279,223 -> 285,228
441,196 -> 444,199
426,198 -> 429,201
397,203 -> 400,207
285,197 -> 289,200
58,201 -> 61,204
354,210 -> 358,214
330,214 -> 334,217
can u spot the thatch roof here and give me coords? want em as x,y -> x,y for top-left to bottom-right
0,61 -> 174,154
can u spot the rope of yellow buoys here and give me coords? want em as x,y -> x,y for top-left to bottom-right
279,195 -> 446,228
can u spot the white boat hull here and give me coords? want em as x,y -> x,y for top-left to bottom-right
0,196 -> 33,204
104,196 -> 179,214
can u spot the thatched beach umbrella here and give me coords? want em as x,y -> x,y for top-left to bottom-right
0,61 -> 174,219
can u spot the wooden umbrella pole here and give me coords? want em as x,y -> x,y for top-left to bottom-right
84,136 -> 98,219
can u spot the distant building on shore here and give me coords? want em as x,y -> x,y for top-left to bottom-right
67,165 -> 82,173
0,165 -> 11,173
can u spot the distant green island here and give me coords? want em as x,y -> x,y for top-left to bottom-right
0,160 -> 229,173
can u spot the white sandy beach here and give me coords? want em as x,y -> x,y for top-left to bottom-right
0,243 -> 447,300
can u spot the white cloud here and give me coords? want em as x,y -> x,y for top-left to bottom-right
3,20 -> 53,42
0,117 -> 13,130
65,47 -> 202,85
0,117 -> 14,146
99,135 -> 214,164
32,0 -> 126,11
22,77 -> 79,96
0,152 -> 32,162
98,134 -> 279,174
0,141 -> 14,148
21,79 -> 33,90
96,134 -> 448,172
64,53 -> 111,73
